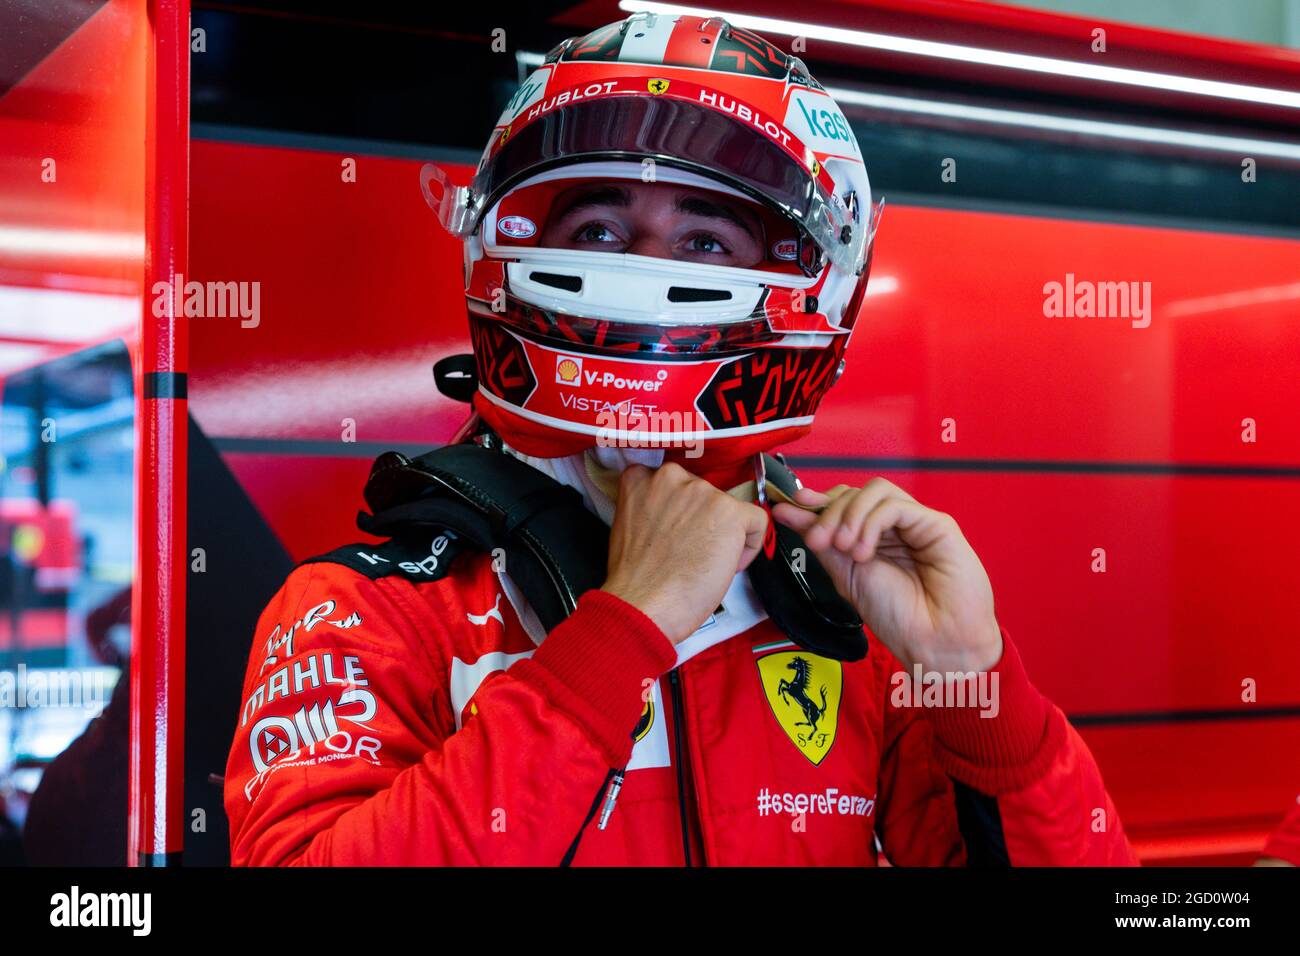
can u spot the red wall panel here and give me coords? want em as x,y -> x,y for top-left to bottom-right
188,138 -> 1300,863
802,207 -> 1300,465
187,142 -> 470,446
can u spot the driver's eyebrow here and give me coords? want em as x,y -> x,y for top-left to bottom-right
553,185 -> 631,218
675,195 -> 756,238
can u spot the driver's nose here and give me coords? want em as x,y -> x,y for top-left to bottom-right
625,234 -> 674,260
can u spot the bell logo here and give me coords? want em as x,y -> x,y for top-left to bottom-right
771,238 -> 798,261
497,215 -> 536,239
555,356 -> 582,386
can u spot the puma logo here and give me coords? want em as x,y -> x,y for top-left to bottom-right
466,593 -> 505,627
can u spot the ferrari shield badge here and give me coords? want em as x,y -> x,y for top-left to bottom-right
756,650 -> 842,765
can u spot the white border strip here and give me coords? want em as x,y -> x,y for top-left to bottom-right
829,87 -> 1300,162
476,386 -> 814,441
618,0 -> 1300,110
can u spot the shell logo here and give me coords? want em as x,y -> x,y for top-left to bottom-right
555,356 -> 582,385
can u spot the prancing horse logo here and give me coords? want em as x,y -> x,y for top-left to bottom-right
756,650 -> 842,765
779,657 -> 827,736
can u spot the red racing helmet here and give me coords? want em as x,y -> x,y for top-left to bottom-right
422,11 -> 882,469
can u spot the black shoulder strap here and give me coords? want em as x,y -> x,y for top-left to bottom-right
335,443 -> 867,662
301,533 -> 468,583
358,444 -> 610,633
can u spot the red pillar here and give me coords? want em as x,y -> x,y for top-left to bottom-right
130,0 -> 190,867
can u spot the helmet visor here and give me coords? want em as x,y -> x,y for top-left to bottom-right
467,95 -> 866,275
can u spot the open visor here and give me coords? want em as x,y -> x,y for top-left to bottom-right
423,95 -> 869,276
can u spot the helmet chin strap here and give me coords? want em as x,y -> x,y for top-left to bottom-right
580,445 -> 816,512
589,443 -> 665,473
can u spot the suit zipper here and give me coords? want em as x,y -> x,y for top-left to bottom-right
562,670 -> 692,866
561,767 -> 616,867
669,667 -> 693,867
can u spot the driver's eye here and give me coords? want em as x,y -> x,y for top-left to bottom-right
681,232 -> 731,256
574,223 -> 621,244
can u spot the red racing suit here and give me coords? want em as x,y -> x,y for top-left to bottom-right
224,517 -> 1138,866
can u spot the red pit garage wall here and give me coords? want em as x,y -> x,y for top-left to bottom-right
0,0 -> 190,865
0,0 -> 145,367
10,0 -> 1296,866
187,140 -> 1300,866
